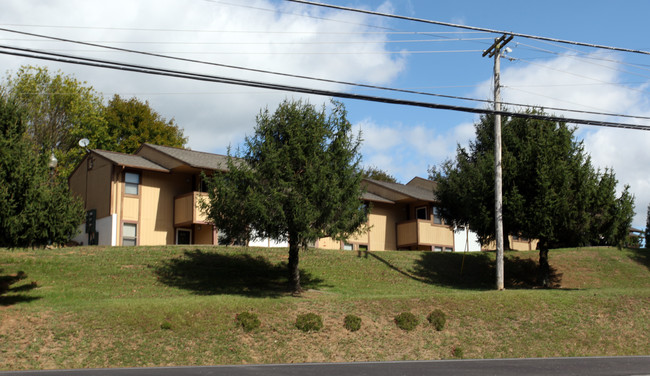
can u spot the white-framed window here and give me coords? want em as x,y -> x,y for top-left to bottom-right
343,243 -> 353,251
445,247 -> 454,252
125,172 -> 140,195
123,223 -> 137,246
415,206 -> 428,220
434,246 -> 443,252
176,228 -> 192,245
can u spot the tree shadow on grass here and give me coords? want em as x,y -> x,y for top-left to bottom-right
410,251 -> 562,290
628,248 -> 650,271
0,269 -> 40,306
154,249 -> 326,298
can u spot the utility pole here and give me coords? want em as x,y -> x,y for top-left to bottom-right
483,34 -> 513,291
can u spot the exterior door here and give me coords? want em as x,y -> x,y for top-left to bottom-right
176,228 -> 192,245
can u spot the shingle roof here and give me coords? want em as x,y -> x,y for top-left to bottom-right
364,178 -> 437,202
362,191 -> 395,204
93,149 -> 169,172
142,143 -> 231,171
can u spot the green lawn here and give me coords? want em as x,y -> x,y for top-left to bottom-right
1,245 -> 648,370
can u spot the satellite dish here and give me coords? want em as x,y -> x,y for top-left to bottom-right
79,138 -> 90,148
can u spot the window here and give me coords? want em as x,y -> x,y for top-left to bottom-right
434,246 -> 443,252
176,228 -> 192,245
125,172 -> 140,195
343,243 -> 353,251
445,247 -> 454,252
433,207 -> 442,225
123,223 -> 137,246
358,244 -> 368,251
415,206 -> 428,220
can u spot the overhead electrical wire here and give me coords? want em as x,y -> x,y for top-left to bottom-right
286,0 -> 650,57
3,27 -> 650,123
1,44 -> 649,131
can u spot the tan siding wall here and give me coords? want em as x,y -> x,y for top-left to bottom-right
69,155 -> 113,218
194,192 -> 209,222
174,194 -> 193,225
194,224 -> 214,244
122,196 -> 139,221
368,203 -> 401,250
317,237 -> 340,250
418,222 -> 454,247
138,171 -> 193,245
397,221 -> 417,246
347,228 -> 369,245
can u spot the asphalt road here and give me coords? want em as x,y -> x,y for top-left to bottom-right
2,357 -> 649,376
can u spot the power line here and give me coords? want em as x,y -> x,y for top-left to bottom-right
2,45 -> 649,131
0,23 -> 488,35
4,28 -> 650,122
286,0 -> 650,57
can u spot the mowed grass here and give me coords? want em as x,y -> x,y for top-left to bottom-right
0,245 -> 649,370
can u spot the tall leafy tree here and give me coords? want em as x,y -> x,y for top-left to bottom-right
431,111 -> 634,287
204,100 -> 367,294
4,66 -> 108,177
0,96 -> 84,247
102,95 -> 186,154
3,66 -> 187,177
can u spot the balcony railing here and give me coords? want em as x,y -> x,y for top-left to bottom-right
174,192 -> 209,226
396,219 -> 454,249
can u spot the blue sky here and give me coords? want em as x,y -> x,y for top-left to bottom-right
1,0 -> 650,229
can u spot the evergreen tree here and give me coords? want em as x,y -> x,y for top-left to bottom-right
0,96 -> 84,247
204,100 -> 367,294
431,111 -> 634,287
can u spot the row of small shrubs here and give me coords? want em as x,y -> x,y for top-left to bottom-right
394,309 -> 447,331
228,309 -> 446,333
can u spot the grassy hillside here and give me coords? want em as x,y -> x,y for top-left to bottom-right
1,246 -> 648,370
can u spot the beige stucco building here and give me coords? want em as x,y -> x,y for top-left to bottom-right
69,143 -> 535,251
69,143 -> 224,246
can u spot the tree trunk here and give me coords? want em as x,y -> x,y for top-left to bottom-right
538,246 -> 551,288
287,233 -> 302,295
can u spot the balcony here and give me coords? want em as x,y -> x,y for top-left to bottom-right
174,192 -> 210,226
396,219 -> 454,249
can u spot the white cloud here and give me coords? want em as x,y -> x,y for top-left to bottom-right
355,117 -> 475,183
0,0 -> 405,154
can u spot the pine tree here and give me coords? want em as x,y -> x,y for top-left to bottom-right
0,96 -> 84,247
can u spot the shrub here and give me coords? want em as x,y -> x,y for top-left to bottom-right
452,346 -> 464,359
394,312 -> 419,331
160,321 -> 172,330
427,309 -> 447,331
343,314 -> 362,332
236,312 -> 261,332
295,313 -> 323,332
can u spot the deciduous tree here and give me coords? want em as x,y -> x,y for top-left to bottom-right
204,100 -> 367,294
102,95 -> 186,154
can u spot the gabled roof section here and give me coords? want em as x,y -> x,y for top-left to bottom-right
406,176 -> 438,192
138,143 -> 231,171
362,191 -> 395,204
363,178 -> 437,203
92,149 -> 169,172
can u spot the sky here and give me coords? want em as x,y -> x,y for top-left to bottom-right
1,0 -> 650,230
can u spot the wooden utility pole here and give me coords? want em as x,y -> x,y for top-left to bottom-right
483,34 -> 513,291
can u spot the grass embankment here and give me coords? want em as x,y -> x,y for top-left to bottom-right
1,246 -> 648,370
